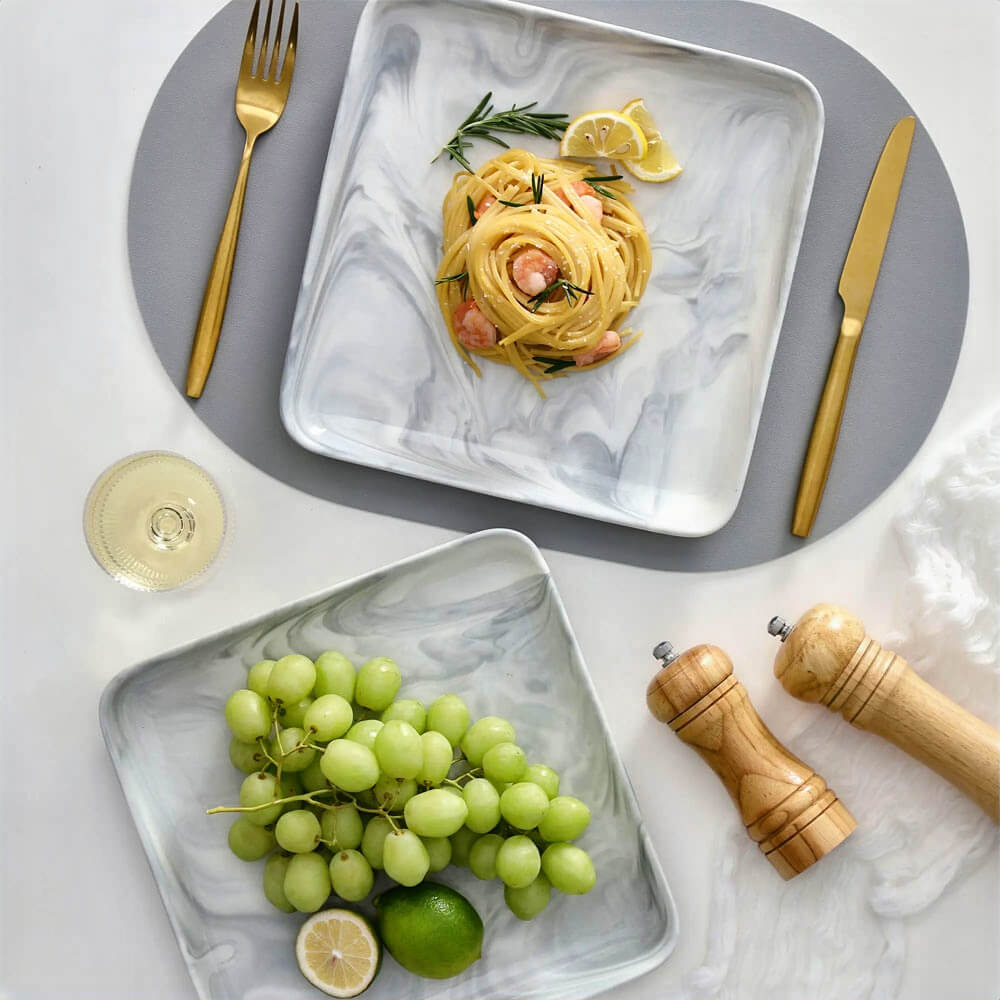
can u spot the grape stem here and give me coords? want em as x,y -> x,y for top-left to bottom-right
206,789 -> 336,815
442,768 -> 482,788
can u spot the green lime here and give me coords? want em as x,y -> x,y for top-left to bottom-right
373,883 -> 483,979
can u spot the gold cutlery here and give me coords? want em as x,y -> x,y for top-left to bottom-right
186,0 -> 299,398
791,116 -> 915,537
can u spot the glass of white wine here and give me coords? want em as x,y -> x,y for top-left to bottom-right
83,451 -> 227,591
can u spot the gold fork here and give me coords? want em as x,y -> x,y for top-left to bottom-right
186,0 -> 299,398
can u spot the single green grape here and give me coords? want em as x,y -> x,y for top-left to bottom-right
422,836 -> 452,872
275,809 -> 321,853
329,849 -> 374,902
496,835 -> 541,888
426,693 -> 471,745
382,829 -> 430,887
229,737 -> 268,774
304,693 -> 354,742
469,833 -> 504,880
380,698 -> 426,733
263,853 -> 295,912
345,719 -> 383,750
461,716 -> 516,767
267,654 -> 317,705
449,826 -> 479,867
372,774 -> 418,812
225,689 -> 271,742
239,771 -> 283,827
246,659 -> 276,697
504,873 -> 552,920
403,788 -> 469,838
463,778 -> 502,834
482,742 -> 527,784
541,843 -> 596,894
538,796 -> 591,842
500,782 -> 550,830
277,695 -> 314,730
374,719 -> 423,779
320,739 -> 380,792
360,815 -> 394,870
416,731 -> 453,787
227,817 -> 276,861
272,726 -> 316,772
354,657 -> 401,711
300,755 -> 330,793
320,804 -> 364,850
283,851 -> 331,912
523,764 -> 560,799
313,650 -> 356,701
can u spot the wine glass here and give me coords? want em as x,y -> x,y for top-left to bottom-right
83,451 -> 227,591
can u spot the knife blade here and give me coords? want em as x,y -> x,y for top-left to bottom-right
791,116 -> 915,538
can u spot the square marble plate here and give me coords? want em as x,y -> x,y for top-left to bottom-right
280,0 -> 822,536
100,530 -> 677,1000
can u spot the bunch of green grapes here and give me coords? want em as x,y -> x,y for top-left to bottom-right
216,650 -> 596,921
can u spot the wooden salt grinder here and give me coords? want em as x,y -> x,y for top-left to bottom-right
768,605 -> 1000,822
646,642 -> 856,879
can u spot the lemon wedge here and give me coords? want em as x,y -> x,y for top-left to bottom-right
295,909 -> 381,998
560,110 -> 647,161
618,98 -> 683,183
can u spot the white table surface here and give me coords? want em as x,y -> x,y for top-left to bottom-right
1,0 -> 997,997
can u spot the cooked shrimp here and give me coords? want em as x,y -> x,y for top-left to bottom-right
453,299 -> 498,350
557,180 -> 604,225
474,194 -> 496,219
511,248 -> 560,297
573,330 -> 621,367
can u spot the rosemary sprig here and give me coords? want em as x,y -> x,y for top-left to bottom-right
434,92 -> 570,172
527,278 -> 593,313
532,355 -> 577,374
583,174 -> 623,200
435,270 -> 469,298
497,173 -> 546,208
466,195 -> 477,226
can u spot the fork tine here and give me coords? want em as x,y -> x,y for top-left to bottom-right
258,0 -> 274,78
240,0 -> 260,77
267,0 -> 287,82
279,2 -> 299,87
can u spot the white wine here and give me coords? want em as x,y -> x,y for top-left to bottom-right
83,451 -> 226,591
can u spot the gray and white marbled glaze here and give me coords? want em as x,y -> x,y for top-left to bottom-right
100,530 -> 677,1000
280,0 -> 823,535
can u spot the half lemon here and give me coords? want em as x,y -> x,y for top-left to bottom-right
618,98 -> 683,183
295,909 -> 381,998
560,110 -> 647,161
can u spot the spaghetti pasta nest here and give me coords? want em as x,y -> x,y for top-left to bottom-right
435,148 -> 652,393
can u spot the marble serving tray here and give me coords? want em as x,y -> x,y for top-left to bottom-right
280,0 -> 823,535
100,530 -> 677,1000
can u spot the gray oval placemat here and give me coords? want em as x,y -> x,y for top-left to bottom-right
128,0 -> 967,571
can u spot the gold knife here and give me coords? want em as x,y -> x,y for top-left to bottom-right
791,116 -> 916,537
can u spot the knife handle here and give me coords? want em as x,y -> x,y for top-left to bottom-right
771,605 -> 1000,821
791,317 -> 863,537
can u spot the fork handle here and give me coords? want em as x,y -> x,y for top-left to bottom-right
185,136 -> 257,398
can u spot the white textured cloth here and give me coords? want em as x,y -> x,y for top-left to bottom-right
685,409 -> 1000,1000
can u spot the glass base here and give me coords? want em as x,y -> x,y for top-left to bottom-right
83,451 -> 226,591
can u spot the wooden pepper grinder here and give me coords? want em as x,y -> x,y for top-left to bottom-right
646,641 -> 856,879
768,605 -> 1000,822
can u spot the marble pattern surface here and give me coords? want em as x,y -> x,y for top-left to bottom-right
281,0 -> 823,534
100,530 -> 677,1000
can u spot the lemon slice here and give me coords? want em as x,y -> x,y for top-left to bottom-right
296,909 -> 381,998
560,110 -> 647,161
618,98 -> 683,183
